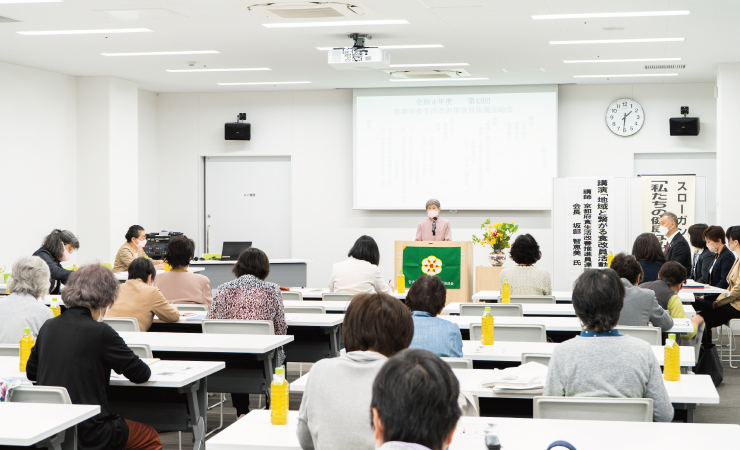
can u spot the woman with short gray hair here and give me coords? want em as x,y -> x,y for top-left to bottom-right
0,256 -> 54,343
415,198 -> 452,241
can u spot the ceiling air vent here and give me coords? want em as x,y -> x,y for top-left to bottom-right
247,2 -> 367,19
645,64 -> 686,70
385,69 -> 471,79
0,15 -> 20,23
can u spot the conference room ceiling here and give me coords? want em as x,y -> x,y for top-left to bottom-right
0,0 -> 735,92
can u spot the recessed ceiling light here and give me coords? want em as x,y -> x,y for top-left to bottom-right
316,44 -> 443,50
0,0 -> 61,3
217,81 -> 312,85
573,73 -> 678,78
550,38 -> 684,45
167,68 -> 271,73
102,50 -> 220,56
18,28 -> 152,35
533,11 -> 689,20
565,58 -> 681,63
390,63 -> 468,68
263,19 -> 408,28
389,77 -> 489,82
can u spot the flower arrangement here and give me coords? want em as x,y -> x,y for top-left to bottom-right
472,220 -> 519,251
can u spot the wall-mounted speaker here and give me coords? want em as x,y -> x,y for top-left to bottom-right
669,117 -> 700,136
225,122 -> 251,140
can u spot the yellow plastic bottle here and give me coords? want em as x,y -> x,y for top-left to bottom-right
19,327 -> 34,372
270,367 -> 288,425
397,270 -> 406,294
501,278 -> 511,304
664,333 -> 680,381
607,251 -> 614,268
481,307 -> 494,345
164,262 -> 171,272
50,299 -> 61,317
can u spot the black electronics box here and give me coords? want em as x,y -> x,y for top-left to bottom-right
225,122 -> 251,140
669,117 -> 700,136
144,231 -> 184,260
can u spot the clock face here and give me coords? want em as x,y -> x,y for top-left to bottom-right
606,98 -> 644,137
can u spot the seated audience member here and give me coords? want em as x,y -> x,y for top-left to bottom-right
207,247 -> 287,417
107,257 -> 180,331
697,226 -> 740,344
329,235 -> 392,294
26,264 -> 162,450
544,268 -> 674,422
640,261 -> 703,340
153,235 -> 212,307
499,234 -> 552,295
0,256 -> 53,343
297,293 -> 414,450
406,275 -> 462,357
610,253 -> 673,331
659,212 -> 692,276
688,223 -> 714,283
113,225 -> 164,273
697,225 -> 737,311
371,349 -> 462,450
33,229 -> 79,294
631,232 -> 666,283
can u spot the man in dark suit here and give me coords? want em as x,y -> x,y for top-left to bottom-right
659,212 -> 692,276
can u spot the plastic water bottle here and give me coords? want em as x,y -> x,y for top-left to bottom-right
164,262 -> 171,272
481,307 -> 494,345
501,279 -> 511,304
19,327 -> 34,372
607,251 -> 614,268
664,333 -> 680,381
397,270 -> 405,294
50,299 -> 61,317
270,367 -> 288,425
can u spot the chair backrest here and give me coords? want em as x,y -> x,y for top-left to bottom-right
201,319 -> 275,335
470,323 -> 546,342
9,386 -> 72,404
284,305 -> 326,314
441,357 -> 473,369
499,296 -> 556,304
281,291 -> 304,301
616,326 -> 661,345
460,303 -> 522,317
322,293 -> 354,302
521,353 -> 552,367
533,396 -> 653,422
0,344 -> 19,357
103,317 -> 140,332
128,343 -> 153,359
174,304 -> 208,312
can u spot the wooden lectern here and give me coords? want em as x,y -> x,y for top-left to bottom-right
394,241 -> 474,304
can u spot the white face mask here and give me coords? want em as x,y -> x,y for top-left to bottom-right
658,226 -> 669,236
427,209 -> 439,219
135,238 -> 147,249
97,307 -> 107,323
61,243 -> 72,262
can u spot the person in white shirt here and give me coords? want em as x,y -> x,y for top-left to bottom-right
329,236 -> 392,294
0,256 -> 54,343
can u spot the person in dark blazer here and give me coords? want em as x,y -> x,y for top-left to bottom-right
695,225 -> 737,313
659,212 -> 692,276
32,229 -> 79,294
631,233 -> 666,283
26,264 -> 162,450
688,223 -> 715,283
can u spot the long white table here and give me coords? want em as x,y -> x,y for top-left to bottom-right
443,302 -> 697,317
0,356 -> 224,450
0,403 -> 100,447
118,332 -> 292,354
191,259 -> 311,287
113,267 -> 204,281
206,410 -> 740,450
473,285 -> 729,303
288,288 -> 407,300
283,299 -> 349,312
462,340 -> 695,367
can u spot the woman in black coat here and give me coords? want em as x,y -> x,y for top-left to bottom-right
688,223 -> 716,284
694,226 -> 737,312
32,229 -> 79,294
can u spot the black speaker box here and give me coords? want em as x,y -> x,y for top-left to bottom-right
225,122 -> 251,140
669,117 -> 700,136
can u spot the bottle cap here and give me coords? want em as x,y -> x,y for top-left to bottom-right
504,278 -> 509,282
485,306 -> 491,312
51,299 -> 58,305
275,367 -> 285,375
399,269 -> 403,274
23,327 -> 30,333
668,333 -> 676,340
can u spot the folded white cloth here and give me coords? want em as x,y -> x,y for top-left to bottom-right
480,362 -> 548,389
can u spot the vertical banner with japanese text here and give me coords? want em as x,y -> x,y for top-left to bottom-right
641,175 -> 696,245
565,178 -> 615,282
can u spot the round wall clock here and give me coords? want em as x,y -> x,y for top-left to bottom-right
606,98 -> 644,137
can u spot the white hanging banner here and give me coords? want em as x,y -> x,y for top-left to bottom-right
641,175 -> 696,245
565,178 -> 615,282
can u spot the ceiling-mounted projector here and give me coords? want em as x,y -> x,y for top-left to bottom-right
328,33 -> 390,70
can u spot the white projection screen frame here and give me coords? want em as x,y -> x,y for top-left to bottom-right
353,86 -> 558,210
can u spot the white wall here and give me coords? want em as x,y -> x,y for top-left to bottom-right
138,90 -> 158,229
0,61 -> 77,272
717,64 -> 740,226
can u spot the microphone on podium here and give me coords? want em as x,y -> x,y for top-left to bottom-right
432,216 -> 438,237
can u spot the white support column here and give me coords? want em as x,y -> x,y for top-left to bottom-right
717,64 -> 740,227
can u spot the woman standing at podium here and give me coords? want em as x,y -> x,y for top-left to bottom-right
415,199 -> 451,241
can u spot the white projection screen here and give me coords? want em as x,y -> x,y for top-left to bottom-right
353,86 -> 558,210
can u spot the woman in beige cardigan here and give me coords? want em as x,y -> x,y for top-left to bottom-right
153,235 -> 212,308
112,225 -> 164,273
